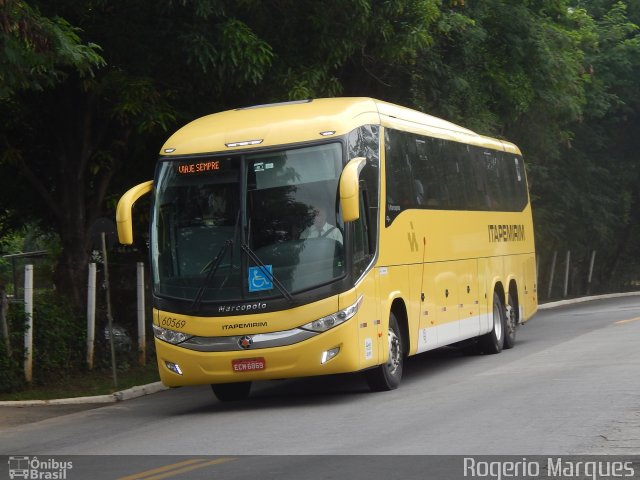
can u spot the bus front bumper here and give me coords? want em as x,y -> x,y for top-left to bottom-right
154,320 -> 364,387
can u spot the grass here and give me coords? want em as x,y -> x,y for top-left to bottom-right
0,361 -> 160,401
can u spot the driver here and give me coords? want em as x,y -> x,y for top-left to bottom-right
300,206 -> 343,245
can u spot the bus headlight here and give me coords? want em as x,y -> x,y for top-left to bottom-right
301,296 -> 363,333
153,324 -> 193,345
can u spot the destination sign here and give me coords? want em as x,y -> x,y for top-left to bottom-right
177,160 -> 222,175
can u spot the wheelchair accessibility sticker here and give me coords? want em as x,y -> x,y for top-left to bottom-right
248,265 -> 273,292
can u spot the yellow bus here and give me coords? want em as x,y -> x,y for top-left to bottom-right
117,98 -> 537,401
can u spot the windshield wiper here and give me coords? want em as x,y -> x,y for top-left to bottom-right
189,211 -> 242,312
240,242 -> 294,304
190,240 -> 232,312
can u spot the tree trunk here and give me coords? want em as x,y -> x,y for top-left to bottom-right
15,84 -> 119,310
54,213 -> 92,308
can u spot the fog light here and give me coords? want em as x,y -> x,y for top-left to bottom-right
321,347 -> 340,364
165,361 -> 183,375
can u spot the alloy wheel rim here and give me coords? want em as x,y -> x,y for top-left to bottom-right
387,328 -> 401,375
493,301 -> 503,341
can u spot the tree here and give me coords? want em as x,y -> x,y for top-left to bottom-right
562,1 -> 640,289
0,0 -> 274,305
0,0 -> 104,99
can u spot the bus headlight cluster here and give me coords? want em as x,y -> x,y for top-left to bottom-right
302,296 -> 363,333
153,324 -> 193,345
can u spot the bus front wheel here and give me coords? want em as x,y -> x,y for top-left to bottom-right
211,381 -> 251,402
479,292 -> 505,354
365,312 -> 403,391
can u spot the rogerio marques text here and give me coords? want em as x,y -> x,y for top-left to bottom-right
463,457 -> 636,480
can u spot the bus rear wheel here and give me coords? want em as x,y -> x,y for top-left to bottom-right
365,312 -> 403,391
478,292 -> 505,354
211,381 -> 251,402
503,292 -> 518,349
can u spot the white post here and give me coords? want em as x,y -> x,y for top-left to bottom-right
563,250 -> 571,298
102,233 -> 118,388
137,262 -> 146,366
547,251 -> 557,299
587,250 -> 597,294
0,285 -> 10,356
24,265 -> 33,383
87,263 -> 97,369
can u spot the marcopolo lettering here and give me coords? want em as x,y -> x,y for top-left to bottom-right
218,302 -> 268,314
488,224 -> 525,243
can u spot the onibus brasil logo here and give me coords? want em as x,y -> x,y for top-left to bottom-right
8,456 -> 73,479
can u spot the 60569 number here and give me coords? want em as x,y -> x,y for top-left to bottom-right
160,317 -> 186,329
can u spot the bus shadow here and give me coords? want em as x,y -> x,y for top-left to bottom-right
174,344 -> 522,416
173,375 -> 369,417
402,346 -> 474,383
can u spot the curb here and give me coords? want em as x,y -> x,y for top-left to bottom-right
538,291 -> 640,310
2,291 -> 639,407
0,382 -> 168,407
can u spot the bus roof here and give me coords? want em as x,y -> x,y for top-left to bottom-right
160,97 -> 522,157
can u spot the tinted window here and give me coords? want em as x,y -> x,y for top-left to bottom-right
385,128 -> 529,225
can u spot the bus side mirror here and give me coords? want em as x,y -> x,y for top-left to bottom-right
340,157 -> 366,222
116,180 -> 153,245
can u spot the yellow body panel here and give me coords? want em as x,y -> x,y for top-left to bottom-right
161,98 -> 379,155
160,97 -> 522,156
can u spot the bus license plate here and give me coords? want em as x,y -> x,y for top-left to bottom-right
232,358 -> 266,372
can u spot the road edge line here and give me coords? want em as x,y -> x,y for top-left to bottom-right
538,291 -> 640,310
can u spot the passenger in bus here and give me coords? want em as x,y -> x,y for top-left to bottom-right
205,188 -> 228,225
300,206 -> 343,244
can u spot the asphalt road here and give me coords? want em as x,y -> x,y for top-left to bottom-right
1,296 -> 639,478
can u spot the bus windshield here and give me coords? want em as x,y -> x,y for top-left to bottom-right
151,143 -> 345,303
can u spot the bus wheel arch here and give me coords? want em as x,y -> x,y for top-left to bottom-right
390,299 -> 409,357
365,299 -> 407,391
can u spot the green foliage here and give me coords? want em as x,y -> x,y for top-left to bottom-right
0,223 -> 59,294
31,291 -> 86,380
0,317 -> 24,392
0,290 -> 85,392
0,0 -> 105,99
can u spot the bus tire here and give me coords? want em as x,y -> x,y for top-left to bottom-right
365,312 -> 403,391
479,292 -> 505,354
211,381 -> 251,402
503,292 -> 517,349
